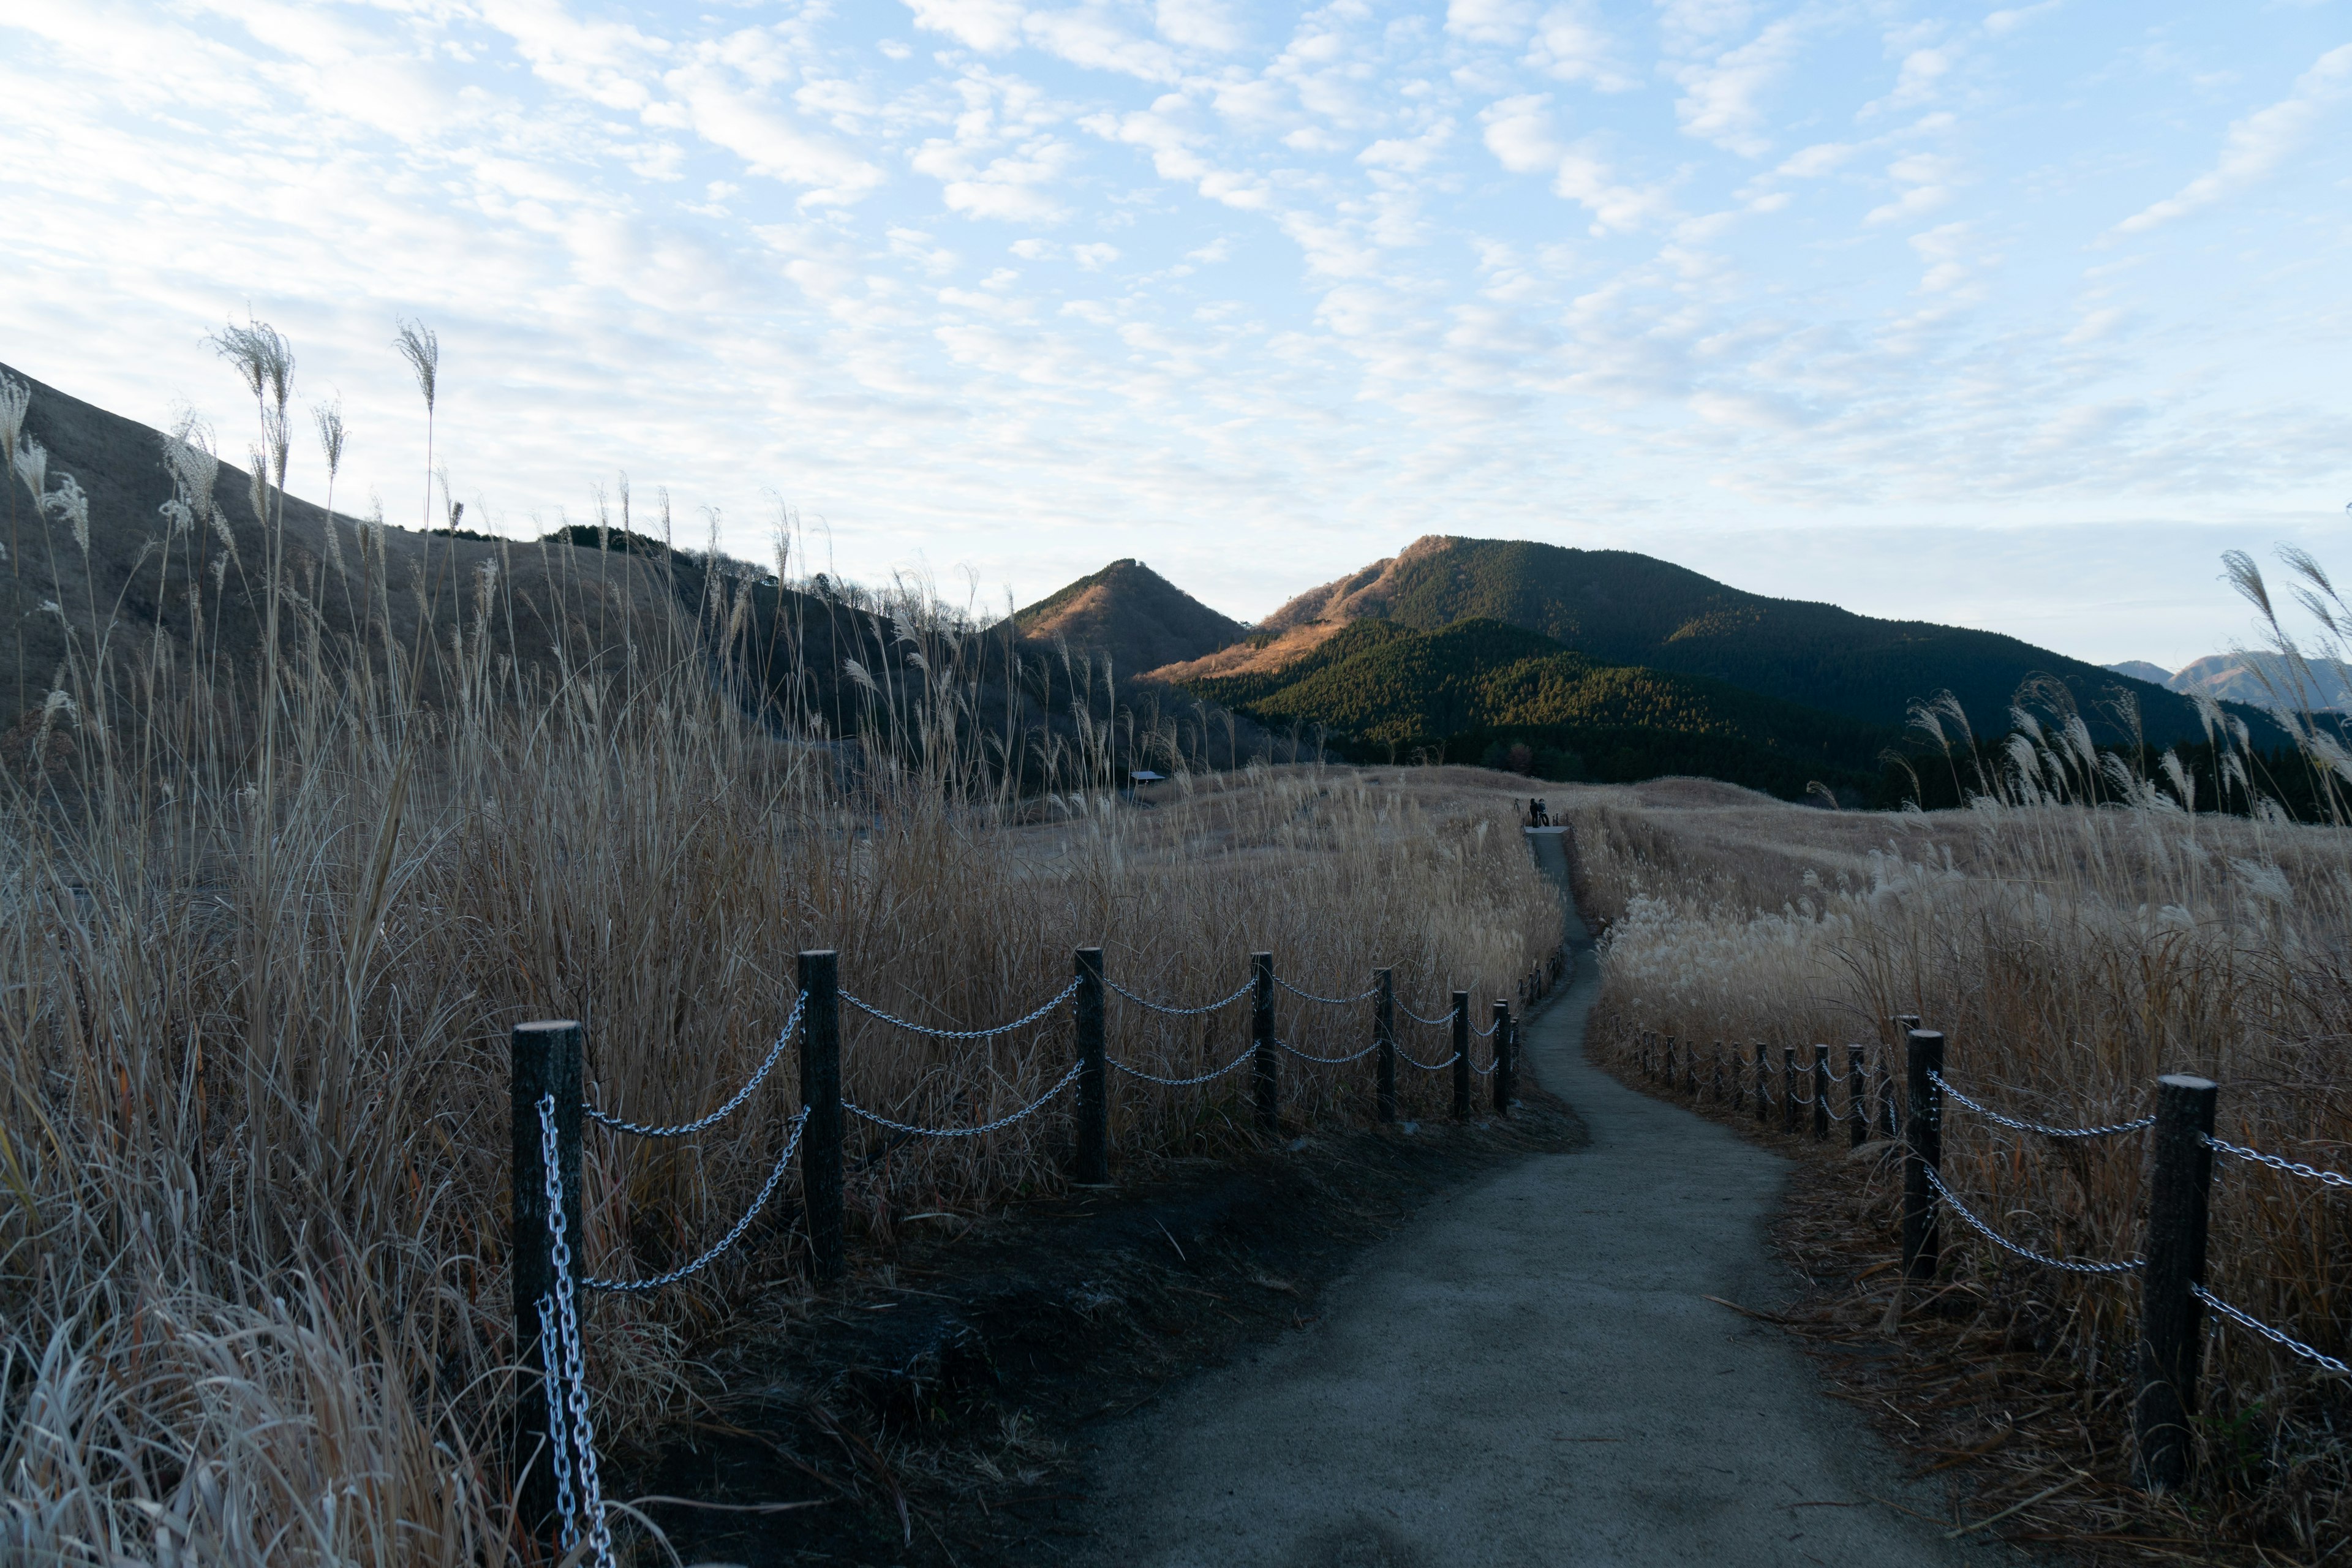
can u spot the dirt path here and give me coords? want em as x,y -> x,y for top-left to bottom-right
1072,831 -> 1997,1567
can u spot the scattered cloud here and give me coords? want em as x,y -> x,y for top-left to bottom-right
2114,43 -> 2352,235
0,0 -> 2341,660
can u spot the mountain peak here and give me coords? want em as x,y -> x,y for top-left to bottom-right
1015,558 -> 1245,676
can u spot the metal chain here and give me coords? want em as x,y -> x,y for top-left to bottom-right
1929,1071 -> 2152,1140
1398,1003 -> 1458,1027
582,1110 -> 810,1294
1275,974 -> 1381,1006
1470,1017 -> 1501,1038
1472,1057 -> 1498,1076
534,1295 -> 578,1553
2193,1284 -> 2352,1375
1923,1166 -> 2141,1275
1110,1042 -> 1257,1086
2206,1136 -> 2352,1190
1106,975 -> 1256,1016
584,993 -> 805,1139
841,978 -> 1081,1040
535,1096 -> 614,1567
845,1062 -> 1081,1139
1276,1036 -> 1382,1065
1393,1047 -> 1458,1071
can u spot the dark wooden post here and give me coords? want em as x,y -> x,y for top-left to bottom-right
1375,968 -> 1398,1124
1846,1044 -> 1868,1147
1782,1044 -> 1799,1133
1451,991 -> 1471,1120
2134,1074 -> 2218,1493
1811,1045 -> 1831,1140
1901,1028 -> 1944,1283
1732,1041 -> 1745,1110
1683,1036 -> 1697,1098
511,1018 -> 582,1531
1754,1042 -> 1768,1124
1074,948 -> 1108,1184
1252,951 -> 1278,1134
798,950 -> 845,1282
1664,1035 -> 1676,1091
1712,1042 -> 1725,1103
1492,1000 -> 1513,1114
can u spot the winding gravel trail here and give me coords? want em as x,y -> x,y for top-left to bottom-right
1075,830 -> 1994,1567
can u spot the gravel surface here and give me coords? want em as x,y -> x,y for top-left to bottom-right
1074,829 -> 1999,1567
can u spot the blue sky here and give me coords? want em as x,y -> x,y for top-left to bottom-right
3,1 -> 2347,668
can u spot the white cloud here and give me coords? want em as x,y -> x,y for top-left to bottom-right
660,64 -> 884,201
1672,17 -> 1804,157
1526,3 -> 1638,92
1480,96 -> 1670,231
902,0 -> 1028,53
2115,43 -> 2352,235
1446,0 -> 1537,47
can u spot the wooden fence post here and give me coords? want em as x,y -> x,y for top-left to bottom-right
2134,1074 -> 2218,1493
1754,1042 -> 1769,1125
1252,952 -> 1278,1135
1074,948 -> 1108,1185
1847,1045 -> 1868,1148
1376,968 -> 1397,1125
511,1018 -> 582,1531
1492,1000 -> 1513,1115
1683,1036 -> 1697,1098
1712,1041 -> 1725,1103
1733,1042 -> 1746,1110
1811,1045 -> 1831,1140
798,950 -> 845,1282
1664,1035 -> 1676,1091
1452,991 -> 1471,1120
1782,1044 -> 1799,1133
1901,1028 -> 1944,1283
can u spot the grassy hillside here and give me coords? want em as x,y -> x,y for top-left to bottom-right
1185,617 -> 1899,799
1259,536 -> 2273,748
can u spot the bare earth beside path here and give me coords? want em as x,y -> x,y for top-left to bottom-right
1074,831 -> 2008,1568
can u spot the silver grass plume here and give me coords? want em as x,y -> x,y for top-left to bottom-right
43,475 -> 89,555
247,445 -> 269,529
13,437 -> 47,508
0,371 -> 28,469
314,399 -> 349,578
312,398 -> 345,481
394,320 -> 439,413
211,316 -> 295,415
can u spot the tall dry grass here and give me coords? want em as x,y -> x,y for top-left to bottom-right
1567,728 -> 2352,1548
0,355 -> 1556,1565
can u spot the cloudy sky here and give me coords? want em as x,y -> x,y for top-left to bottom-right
3,1 -> 2347,668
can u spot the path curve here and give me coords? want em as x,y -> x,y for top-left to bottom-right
1075,831 -> 1989,1567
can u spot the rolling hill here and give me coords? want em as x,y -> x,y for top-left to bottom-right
1157,535 -> 2271,748
1185,617 -> 1900,799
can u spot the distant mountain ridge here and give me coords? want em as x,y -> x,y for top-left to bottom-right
2107,654 -> 2352,714
1156,535 -> 2270,748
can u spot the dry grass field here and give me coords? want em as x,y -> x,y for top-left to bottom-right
0,358 -> 1559,1564
1564,759 -> 2352,1556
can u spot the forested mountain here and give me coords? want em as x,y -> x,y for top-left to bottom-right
1183,617 -> 1898,799
1209,535 -> 2271,748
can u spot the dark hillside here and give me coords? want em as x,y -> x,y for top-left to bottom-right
1258,535 -> 2272,748
1184,617 -> 1898,799
0,363 -> 1261,783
